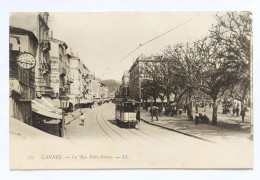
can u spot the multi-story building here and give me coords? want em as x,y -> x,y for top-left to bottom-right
100,83 -> 109,102
90,79 -> 101,103
10,12 -> 53,97
49,37 -> 72,98
129,59 -> 144,101
69,55 -> 82,109
10,12 -> 62,136
69,54 -> 92,109
81,64 -> 92,106
35,12 -> 52,97
9,26 -> 38,125
119,71 -> 130,97
129,55 -> 161,101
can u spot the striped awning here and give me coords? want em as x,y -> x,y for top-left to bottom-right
41,96 -> 61,110
32,97 -> 62,119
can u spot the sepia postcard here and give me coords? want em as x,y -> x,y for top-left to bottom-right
9,11 -> 253,169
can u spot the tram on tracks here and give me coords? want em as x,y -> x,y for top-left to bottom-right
114,98 -> 141,128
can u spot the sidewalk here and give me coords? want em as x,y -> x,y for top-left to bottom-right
65,108 -> 88,125
140,107 -> 252,142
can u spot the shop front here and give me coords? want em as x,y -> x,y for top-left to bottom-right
32,97 -> 62,137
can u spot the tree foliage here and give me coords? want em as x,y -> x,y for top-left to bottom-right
140,11 -> 252,125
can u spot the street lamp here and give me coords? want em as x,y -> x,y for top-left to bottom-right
59,95 -> 69,138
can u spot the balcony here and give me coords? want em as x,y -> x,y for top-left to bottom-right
37,86 -> 55,97
41,40 -> 51,51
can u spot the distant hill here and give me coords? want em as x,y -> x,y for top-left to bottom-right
102,79 -> 121,91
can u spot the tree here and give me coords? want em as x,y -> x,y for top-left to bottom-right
139,12 -> 252,125
142,56 -> 188,116
141,79 -> 160,102
209,11 -> 252,110
163,43 -> 201,120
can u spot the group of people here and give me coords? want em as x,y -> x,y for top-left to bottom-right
149,107 -> 159,121
232,103 -> 247,122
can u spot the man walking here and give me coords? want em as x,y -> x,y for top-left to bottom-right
150,107 -> 154,120
233,106 -> 236,117
136,108 -> 141,123
80,113 -> 85,126
236,106 -> 240,117
154,108 -> 159,121
241,107 -> 246,122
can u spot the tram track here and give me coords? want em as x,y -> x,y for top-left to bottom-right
108,104 -> 208,143
95,109 -> 115,143
105,108 -> 165,143
103,108 -> 149,142
100,110 -> 129,142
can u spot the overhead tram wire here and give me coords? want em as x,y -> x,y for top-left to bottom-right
100,13 -> 202,78
119,13 -> 201,62
101,14 -> 202,78
118,19 -> 241,65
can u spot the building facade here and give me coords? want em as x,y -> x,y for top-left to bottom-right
35,12 -> 53,97
9,26 -> 38,125
129,59 -> 143,101
90,79 -> 101,103
69,55 -> 93,109
10,12 -> 62,137
10,12 -> 53,97
129,55 -> 162,101
49,38 -> 71,98
100,83 -> 109,102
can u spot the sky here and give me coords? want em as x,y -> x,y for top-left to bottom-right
10,12 -> 220,81
47,12 -> 221,81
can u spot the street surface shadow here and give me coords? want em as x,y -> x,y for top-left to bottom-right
108,119 -> 118,127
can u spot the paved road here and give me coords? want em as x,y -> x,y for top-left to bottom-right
63,103 -> 252,168
65,102 -> 207,145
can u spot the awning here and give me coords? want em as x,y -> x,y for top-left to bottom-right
32,98 -> 62,119
41,96 -> 61,110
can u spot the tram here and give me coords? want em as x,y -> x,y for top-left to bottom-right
114,98 -> 140,128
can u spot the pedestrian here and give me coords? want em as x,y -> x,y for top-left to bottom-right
183,104 -> 187,113
187,107 -> 191,116
241,107 -> 246,122
136,109 -> 141,123
154,108 -> 159,121
195,103 -> 199,114
150,107 -> 153,120
232,106 -> 236,117
80,113 -> 85,126
173,106 -> 177,117
162,106 -> 165,115
195,113 -> 199,124
158,106 -> 162,117
236,106 -> 240,117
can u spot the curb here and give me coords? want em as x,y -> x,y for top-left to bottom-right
65,109 -> 88,125
140,118 -> 215,143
